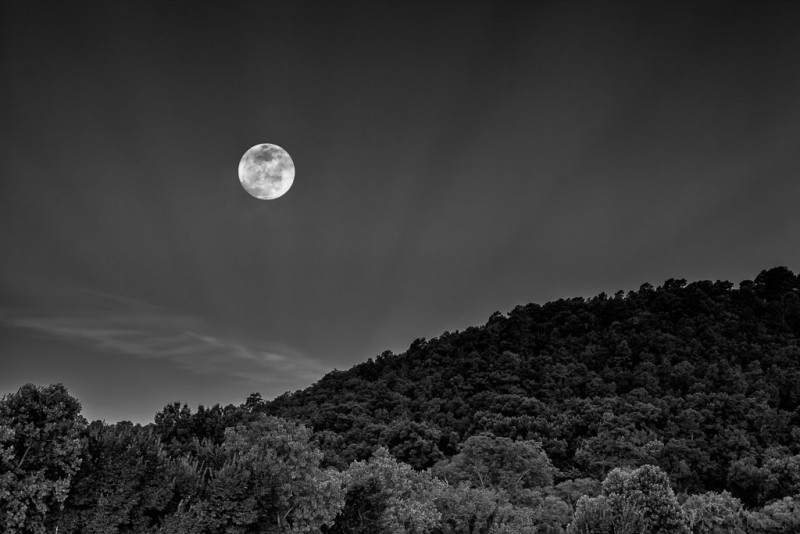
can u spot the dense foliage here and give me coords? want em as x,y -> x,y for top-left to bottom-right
2,267 -> 800,532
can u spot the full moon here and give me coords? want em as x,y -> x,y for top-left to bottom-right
238,143 -> 295,200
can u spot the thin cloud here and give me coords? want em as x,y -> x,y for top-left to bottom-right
2,292 -> 328,387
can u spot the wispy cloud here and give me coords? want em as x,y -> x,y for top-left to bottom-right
1,291 -> 328,387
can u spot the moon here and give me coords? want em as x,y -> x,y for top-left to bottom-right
238,143 -> 295,200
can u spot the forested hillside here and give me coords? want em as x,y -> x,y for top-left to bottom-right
3,267 -> 800,533
262,266 -> 800,501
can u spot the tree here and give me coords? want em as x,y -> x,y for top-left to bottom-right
742,495 -> 800,533
753,266 -> 798,302
0,383 -> 86,534
727,450 -> 800,507
433,482 -> 506,534
567,495 -> 647,534
681,491 -> 745,534
436,433 -> 554,503
327,447 -> 442,534
153,402 -> 194,456
223,417 -> 345,532
488,503 -> 541,534
567,465 -> 689,534
432,481 -> 571,534
381,420 -> 444,470
520,492 -> 573,533
163,415 -> 345,533
56,421 -> 175,533
553,478 -> 601,509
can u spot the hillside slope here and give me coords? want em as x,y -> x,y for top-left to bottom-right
264,267 -> 800,506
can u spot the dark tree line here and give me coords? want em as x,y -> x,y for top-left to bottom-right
2,267 -> 800,532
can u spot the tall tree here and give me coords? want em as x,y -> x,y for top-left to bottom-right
568,465 -> 689,534
0,383 -> 86,534
163,415 -> 345,533
56,421 -> 175,533
326,447 -> 442,534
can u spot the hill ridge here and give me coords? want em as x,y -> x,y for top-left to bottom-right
262,266 -> 800,506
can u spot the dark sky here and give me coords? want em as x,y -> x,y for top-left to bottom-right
2,1 -> 800,424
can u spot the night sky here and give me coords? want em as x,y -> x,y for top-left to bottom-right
2,1 -> 800,424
